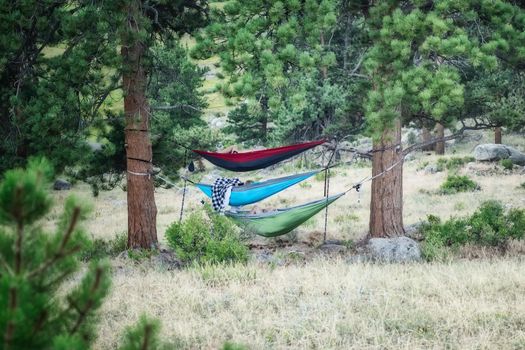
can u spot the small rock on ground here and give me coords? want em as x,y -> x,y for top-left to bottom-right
53,179 -> 71,191
318,243 -> 347,254
365,236 -> 421,263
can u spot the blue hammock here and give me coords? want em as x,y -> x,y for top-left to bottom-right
195,170 -> 319,207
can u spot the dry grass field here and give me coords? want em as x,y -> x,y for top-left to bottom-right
51,131 -> 525,349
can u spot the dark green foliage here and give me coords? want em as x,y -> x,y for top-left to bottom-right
148,39 -> 216,179
407,131 -> 417,145
193,0 -> 351,144
118,315 -> 163,350
73,116 -> 127,196
363,1 -> 525,139
0,158 -> 111,349
421,201 -> 525,260
520,182 -> 525,190
440,175 -> 480,194
166,205 -> 248,265
0,159 -> 178,348
0,0 -> 208,177
224,103 -> 267,146
81,232 -> 128,262
0,1 -> 122,174
78,39 -> 220,189
463,61 -> 525,133
436,156 -> 475,172
222,341 -> 249,350
500,158 -> 514,170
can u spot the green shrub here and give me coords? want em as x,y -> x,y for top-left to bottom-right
520,182 -> 525,190
436,158 -> 447,172
421,201 -> 525,260
500,158 -> 514,170
445,156 -> 475,170
314,169 -> 337,182
166,205 -> 248,265
407,131 -> 417,145
440,175 -> 480,194
81,232 -> 127,261
436,156 -> 475,172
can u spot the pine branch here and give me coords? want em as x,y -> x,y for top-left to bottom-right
70,266 -> 103,334
402,119 -> 497,156
141,323 -> 152,350
402,132 -> 463,156
0,255 -> 14,275
3,287 -> 17,350
27,207 -> 81,279
14,186 -> 24,274
32,310 -> 49,335
4,187 -> 25,349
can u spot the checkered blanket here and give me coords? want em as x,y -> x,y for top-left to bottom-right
212,178 -> 244,213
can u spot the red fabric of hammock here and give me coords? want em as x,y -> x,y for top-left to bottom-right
193,139 -> 326,172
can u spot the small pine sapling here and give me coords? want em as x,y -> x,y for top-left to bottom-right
0,158 -> 111,349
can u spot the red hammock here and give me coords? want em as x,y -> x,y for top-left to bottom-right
193,140 -> 326,172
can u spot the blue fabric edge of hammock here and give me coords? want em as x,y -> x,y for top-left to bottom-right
195,170 -> 321,207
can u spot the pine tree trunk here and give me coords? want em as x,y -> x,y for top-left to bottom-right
435,123 -> 445,155
122,1 -> 158,249
494,127 -> 502,144
369,118 -> 404,238
260,95 -> 269,142
421,127 -> 433,151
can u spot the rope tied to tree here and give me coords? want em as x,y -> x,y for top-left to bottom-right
127,170 -> 152,179
179,149 -> 189,223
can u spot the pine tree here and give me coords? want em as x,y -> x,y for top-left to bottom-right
0,1 -> 121,174
148,39 -> 220,179
0,158 -> 111,349
363,0 -> 525,237
112,0 -> 208,249
192,0 -> 338,144
0,158 -> 172,349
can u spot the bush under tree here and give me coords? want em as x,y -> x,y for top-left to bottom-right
440,175 -> 480,194
166,205 -> 248,265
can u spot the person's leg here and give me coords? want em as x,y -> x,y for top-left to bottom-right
223,186 -> 233,213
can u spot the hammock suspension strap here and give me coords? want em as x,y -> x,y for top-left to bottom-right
323,139 -> 338,243
179,149 -> 189,223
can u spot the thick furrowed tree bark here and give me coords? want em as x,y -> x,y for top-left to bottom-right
434,123 -> 445,155
122,1 -> 158,249
369,118 -> 404,238
494,127 -> 502,144
421,127 -> 433,151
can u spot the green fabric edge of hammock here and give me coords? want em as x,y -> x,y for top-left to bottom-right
226,193 -> 344,237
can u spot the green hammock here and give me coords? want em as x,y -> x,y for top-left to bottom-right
226,193 -> 344,237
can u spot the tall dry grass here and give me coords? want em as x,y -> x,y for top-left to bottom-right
95,258 -> 525,349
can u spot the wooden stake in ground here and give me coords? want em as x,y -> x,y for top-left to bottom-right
122,1 -> 158,249
369,118 -> 404,238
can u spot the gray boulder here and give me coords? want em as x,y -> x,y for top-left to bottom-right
365,236 -> 421,263
473,144 -> 525,165
53,179 -> 71,191
424,164 -> 439,174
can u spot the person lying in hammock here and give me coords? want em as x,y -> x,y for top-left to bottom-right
249,205 -> 275,215
219,145 -> 239,154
